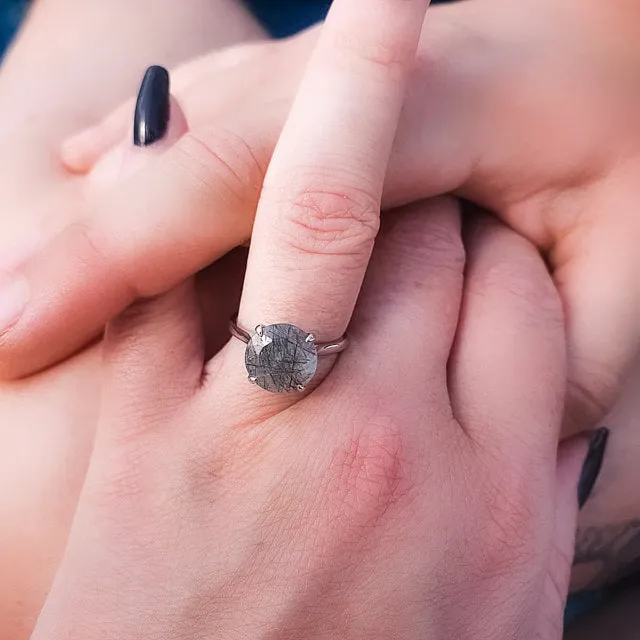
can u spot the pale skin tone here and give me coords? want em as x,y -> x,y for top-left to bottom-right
0,1 -> 262,638
2,0 -> 640,437
1,0 -> 640,636
30,1 -> 588,638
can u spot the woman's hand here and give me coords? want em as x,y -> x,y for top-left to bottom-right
4,0 -> 638,436
31,2 -> 587,638
0,3 -> 264,638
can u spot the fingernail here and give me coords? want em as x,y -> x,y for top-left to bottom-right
0,276 -> 29,334
133,66 -> 170,147
578,427 -> 610,509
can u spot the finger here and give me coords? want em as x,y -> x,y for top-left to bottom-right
553,207 -> 640,434
232,0 -> 430,397
337,197 -> 464,408
101,279 -> 204,442
537,435 -> 590,640
88,67 -> 188,189
61,63 -> 177,173
450,213 -> 566,461
122,94 -> 188,175
2,68 -> 186,274
61,99 -> 134,174
0,108 -> 276,379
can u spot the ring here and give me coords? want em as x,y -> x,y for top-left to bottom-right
229,315 -> 348,393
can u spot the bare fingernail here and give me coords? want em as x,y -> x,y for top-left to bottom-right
578,427 -> 610,509
0,276 -> 29,334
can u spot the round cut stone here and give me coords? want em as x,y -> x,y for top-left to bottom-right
245,323 -> 317,393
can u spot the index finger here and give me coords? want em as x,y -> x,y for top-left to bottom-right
0,108 -> 277,379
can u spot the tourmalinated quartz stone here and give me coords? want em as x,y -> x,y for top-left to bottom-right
245,323 -> 317,393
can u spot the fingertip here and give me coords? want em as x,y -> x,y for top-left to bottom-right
59,98 -> 135,175
83,92 -> 188,189
60,124 -> 106,174
0,224 -> 134,380
131,67 -> 188,152
120,95 -> 188,176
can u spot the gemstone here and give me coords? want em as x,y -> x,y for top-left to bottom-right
245,323 -> 317,393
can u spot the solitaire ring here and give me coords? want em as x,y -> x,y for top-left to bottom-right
229,315 -> 348,393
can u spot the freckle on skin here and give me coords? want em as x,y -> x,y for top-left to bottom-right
413,280 -> 424,290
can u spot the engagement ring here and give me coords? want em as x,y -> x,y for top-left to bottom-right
229,316 -> 348,393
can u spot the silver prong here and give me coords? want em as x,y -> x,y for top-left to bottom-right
248,376 -> 258,384
255,324 -> 264,336
305,333 -> 315,343
296,384 -> 306,392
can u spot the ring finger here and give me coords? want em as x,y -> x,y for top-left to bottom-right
225,0 -> 431,399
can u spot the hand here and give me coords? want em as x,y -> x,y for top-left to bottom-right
0,3 -> 264,637
3,0 -> 638,435
31,2 -> 587,637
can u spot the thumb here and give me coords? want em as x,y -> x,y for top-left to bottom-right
0,70 -> 277,379
537,428 -> 609,639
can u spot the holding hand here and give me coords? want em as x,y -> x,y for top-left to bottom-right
31,1 -> 590,638
3,0 -> 639,437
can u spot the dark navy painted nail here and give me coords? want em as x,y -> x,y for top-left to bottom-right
578,427 -> 610,509
133,66 -> 170,147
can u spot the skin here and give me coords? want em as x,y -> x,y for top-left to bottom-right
30,2 -> 587,637
2,0 -> 639,439
571,352 -> 640,592
0,1 -> 262,638
0,0 -> 639,636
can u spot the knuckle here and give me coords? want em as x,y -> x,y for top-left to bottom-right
69,221 -> 112,271
182,441 -> 229,502
384,211 -> 465,276
69,222 -> 139,299
172,127 -> 265,210
102,301 -> 159,369
92,448 -> 148,509
277,178 -> 381,257
470,465 -> 548,579
474,248 -> 563,329
565,375 -> 614,432
332,27 -> 414,76
320,420 -> 418,538
181,417 -> 278,501
85,440 -> 159,526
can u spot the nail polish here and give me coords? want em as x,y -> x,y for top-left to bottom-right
0,276 -> 29,334
578,427 -> 610,509
133,66 -> 170,147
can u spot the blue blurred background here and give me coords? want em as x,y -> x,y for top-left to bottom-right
0,0 -> 26,56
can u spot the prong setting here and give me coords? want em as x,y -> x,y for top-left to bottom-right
244,323 -> 318,393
